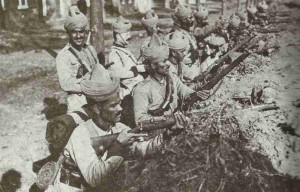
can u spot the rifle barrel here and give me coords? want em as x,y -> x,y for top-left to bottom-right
201,52 -> 250,90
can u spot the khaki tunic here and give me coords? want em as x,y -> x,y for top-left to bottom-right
133,73 -> 194,123
108,45 -> 144,98
46,120 -> 164,191
56,43 -> 107,112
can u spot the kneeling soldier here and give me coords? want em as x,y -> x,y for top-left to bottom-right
45,65 -> 179,191
133,34 -> 210,136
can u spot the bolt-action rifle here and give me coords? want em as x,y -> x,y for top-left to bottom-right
181,34 -> 268,110
90,115 -> 176,157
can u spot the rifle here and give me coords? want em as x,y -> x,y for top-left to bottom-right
182,51 -> 251,110
194,35 -> 255,83
90,115 -> 176,157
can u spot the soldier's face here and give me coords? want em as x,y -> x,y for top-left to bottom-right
182,15 -> 195,30
173,48 -> 187,63
118,32 -> 132,46
68,29 -> 87,48
99,93 -> 122,124
154,59 -> 170,76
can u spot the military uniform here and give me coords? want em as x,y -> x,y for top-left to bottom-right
133,73 -> 194,123
108,45 -> 144,98
56,43 -> 107,112
46,120 -> 164,192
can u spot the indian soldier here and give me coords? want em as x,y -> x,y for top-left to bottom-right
56,7 -> 108,112
193,5 -> 228,73
170,5 -> 203,83
256,0 -> 269,26
133,34 -> 210,136
45,64 -> 182,192
140,10 -> 160,62
108,16 -> 144,99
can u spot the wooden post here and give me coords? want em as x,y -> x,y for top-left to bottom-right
237,0 -> 240,11
222,0 -> 226,15
90,0 -> 105,64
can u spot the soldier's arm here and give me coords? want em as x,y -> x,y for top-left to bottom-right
194,24 -> 217,39
133,84 -> 153,123
129,133 -> 164,158
172,74 -> 195,100
67,125 -> 121,188
56,52 -> 82,92
108,51 -> 136,79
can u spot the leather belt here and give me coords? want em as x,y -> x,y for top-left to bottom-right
67,92 -> 83,96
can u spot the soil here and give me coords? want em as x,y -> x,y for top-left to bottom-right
0,1 -> 299,192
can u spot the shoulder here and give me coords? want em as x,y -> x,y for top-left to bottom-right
56,45 -> 74,61
70,120 -> 91,141
134,77 -> 151,90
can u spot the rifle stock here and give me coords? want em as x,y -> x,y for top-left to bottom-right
90,115 -> 176,157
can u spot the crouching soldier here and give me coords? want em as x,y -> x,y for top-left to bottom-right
44,64 -> 181,192
170,5 -> 202,83
56,7 -> 108,112
108,16 -> 144,99
133,34 -> 210,136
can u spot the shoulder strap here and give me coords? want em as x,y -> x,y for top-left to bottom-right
68,47 -> 89,78
113,47 -> 137,64
73,111 -> 89,122
68,47 -> 84,65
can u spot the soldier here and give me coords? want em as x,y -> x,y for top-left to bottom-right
45,64 -> 180,192
193,5 -> 228,72
140,10 -> 160,61
56,7 -> 108,112
133,34 -> 210,136
108,16 -> 144,99
227,14 -> 242,48
170,5 -> 202,83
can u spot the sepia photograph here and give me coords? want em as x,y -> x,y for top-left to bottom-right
0,0 -> 299,191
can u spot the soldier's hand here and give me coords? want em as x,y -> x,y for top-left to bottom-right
174,111 -> 189,129
165,111 -> 189,137
130,66 -> 139,77
107,156 -> 124,172
117,129 -> 147,145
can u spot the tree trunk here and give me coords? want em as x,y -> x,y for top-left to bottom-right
90,0 -> 105,64
237,0 -> 240,11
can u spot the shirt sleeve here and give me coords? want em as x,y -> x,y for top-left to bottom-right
67,125 -> 116,188
172,74 -> 195,100
129,134 -> 164,158
56,52 -> 82,92
108,51 -> 135,79
132,84 -> 153,123
194,25 -> 217,39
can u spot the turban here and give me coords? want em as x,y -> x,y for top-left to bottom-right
204,35 -> 226,47
141,10 -> 159,29
194,5 -> 209,21
229,14 -> 241,28
64,6 -> 88,31
81,65 -> 120,102
112,16 -> 132,33
247,6 -> 258,15
257,1 -> 269,13
173,5 -> 193,21
236,9 -> 248,22
164,30 -> 189,50
142,34 -> 169,64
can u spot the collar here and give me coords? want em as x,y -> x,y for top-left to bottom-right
92,117 -> 114,133
150,75 -> 166,86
